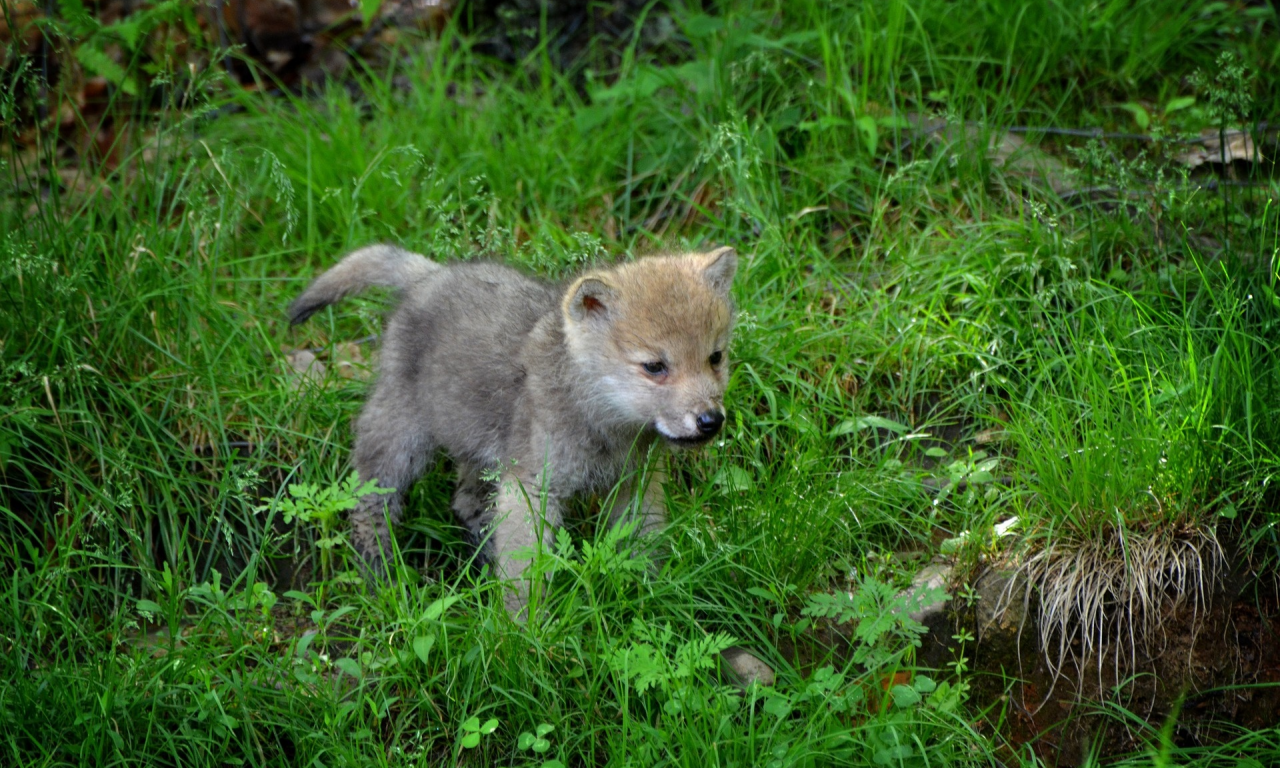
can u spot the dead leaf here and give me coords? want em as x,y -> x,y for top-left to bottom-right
0,1 -> 42,58
791,205 -> 829,219
303,0 -> 361,29
331,342 -> 375,380
385,0 -> 452,31
220,0 -> 312,77
973,428 -> 1006,445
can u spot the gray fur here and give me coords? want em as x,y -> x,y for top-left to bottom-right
290,244 -> 737,616
289,244 -> 442,325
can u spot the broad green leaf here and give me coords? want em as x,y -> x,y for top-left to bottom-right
743,30 -> 820,49
423,595 -> 461,622
1120,102 -> 1151,130
358,0 -> 383,27
714,465 -> 754,492
294,631 -> 317,658
890,684 -> 921,708
859,415 -> 910,434
829,414 -> 911,437
856,115 -> 879,155
683,13 -> 724,38
136,599 -> 163,613
874,745 -> 914,765
412,634 -> 435,664
798,116 -> 850,132
333,658 -> 361,679
763,696 -> 792,719
324,605 -> 356,626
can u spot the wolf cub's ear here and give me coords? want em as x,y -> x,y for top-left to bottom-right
700,247 -> 738,296
564,276 -> 616,323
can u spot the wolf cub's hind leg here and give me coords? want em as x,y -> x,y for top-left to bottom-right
349,395 -> 435,579
451,460 -> 497,563
349,492 -> 402,580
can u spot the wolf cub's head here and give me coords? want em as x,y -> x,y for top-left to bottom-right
562,247 -> 737,446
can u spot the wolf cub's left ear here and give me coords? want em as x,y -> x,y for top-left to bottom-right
701,246 -> 738,296
564,276 -> 616,324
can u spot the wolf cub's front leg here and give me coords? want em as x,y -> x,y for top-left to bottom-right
488,471 -> 564,618
605,462 -> 670,545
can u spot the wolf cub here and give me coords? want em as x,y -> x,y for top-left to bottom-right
289,244 -> 737,614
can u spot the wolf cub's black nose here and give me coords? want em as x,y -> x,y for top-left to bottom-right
696,411 -> 725,436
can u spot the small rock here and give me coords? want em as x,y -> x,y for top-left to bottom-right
905,563 -> 951,625
901,562 -> 954,668
285,349 -> 326,390
974,569 -> 1028,639
720,646 -> 775,688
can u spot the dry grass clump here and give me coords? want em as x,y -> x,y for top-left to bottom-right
999,522 -> 1224,701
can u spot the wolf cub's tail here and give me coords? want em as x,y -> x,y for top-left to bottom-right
288,244 -> 442,325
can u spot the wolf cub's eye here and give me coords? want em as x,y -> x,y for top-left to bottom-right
641,361 -> 667,376
709,350 -> 723,366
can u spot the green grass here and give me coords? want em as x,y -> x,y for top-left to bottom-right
3,0 -> 1280,764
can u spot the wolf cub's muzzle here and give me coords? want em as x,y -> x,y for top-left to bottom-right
664,409 -> 725,447
696,410 -> 724,436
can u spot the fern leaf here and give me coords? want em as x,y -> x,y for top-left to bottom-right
75,44 -> 138,96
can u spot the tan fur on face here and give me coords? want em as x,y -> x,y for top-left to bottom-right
562,249 -> 736,441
